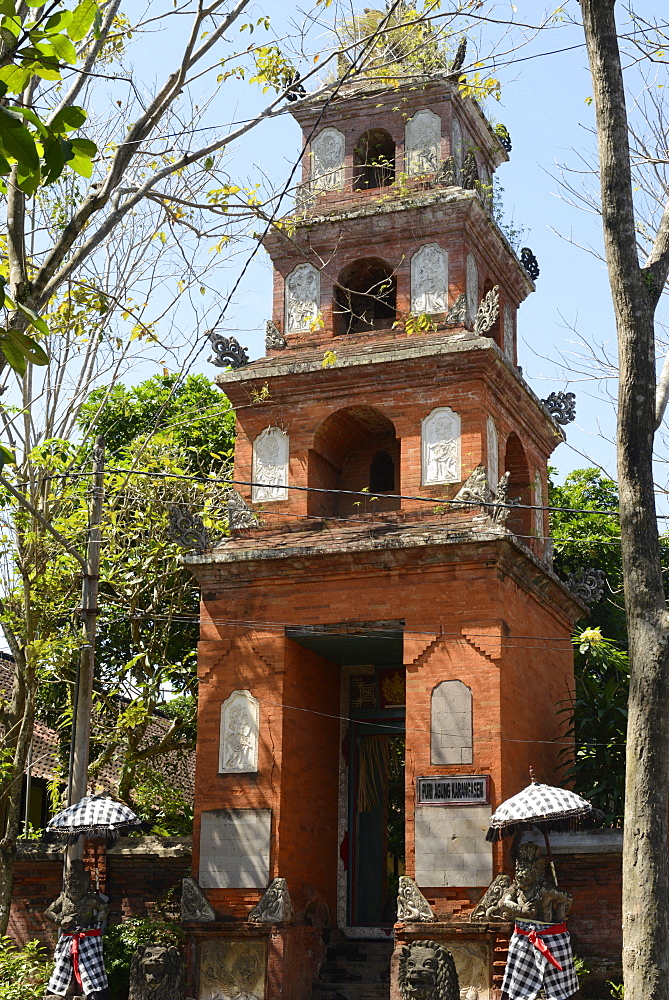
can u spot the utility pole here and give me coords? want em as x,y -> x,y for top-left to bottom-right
68,437 -> 105,814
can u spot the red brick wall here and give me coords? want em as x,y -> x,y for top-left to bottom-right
8,841 -> 192,949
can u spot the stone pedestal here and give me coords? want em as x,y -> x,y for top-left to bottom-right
391,920 -> 513,1000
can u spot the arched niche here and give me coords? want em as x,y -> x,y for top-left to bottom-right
333,258 -> 396,336
308,405 -> 400,517
284,262 -> 320,334
405,108 -> 441,176
353,128 -> 395,190
411,243 -> 448,315
252,426 -> 289,503
311,127 -> 345,191
430,680 -> 473,765
421,407 -> 461,485
504,432 -> 531,538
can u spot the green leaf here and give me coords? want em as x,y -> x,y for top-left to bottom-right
0,0 -> 15,14
68,153 -> 93,177
13,106 -> 47,134
70,136 -> 96,156
45,10 -> 72,30
42,135 -> 72,184
16,162 -> 41,196
0,64 -> 30,94
0,335 -> 26,376
50,105 -> 86,133
24,0 -> 51,7
32,62 -> 62,82
48,32 -> 77,64
67,0 -> 97,41
0,443 -> 14,469
16,303 -> 49,337
5,327 -> 49,365
0,106 -> 39,170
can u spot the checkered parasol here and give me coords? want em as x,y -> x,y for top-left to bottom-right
45,794 -> 147,844
486,777 -> 597,843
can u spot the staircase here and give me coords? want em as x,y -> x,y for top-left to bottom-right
312,932 -> 394,1000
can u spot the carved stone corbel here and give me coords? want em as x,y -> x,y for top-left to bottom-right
181,877 -> 215,923
248,877 -> 294,924
397,876 -> 436,922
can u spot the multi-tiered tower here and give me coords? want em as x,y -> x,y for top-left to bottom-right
185,75 -> 582,1000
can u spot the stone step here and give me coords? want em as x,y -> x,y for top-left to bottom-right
312,985 -> 389,1000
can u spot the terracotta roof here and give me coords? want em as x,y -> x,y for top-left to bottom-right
0,654 -> 195,805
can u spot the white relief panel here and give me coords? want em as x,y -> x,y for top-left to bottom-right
534,472 -> 543,537
252,426 -> 289,502
487,416 -> 499,490
405,108 -> 441,176
451,117 -> 463,182
503,303 -> 514,360
311,127 -> 345,191
411,243 -> 448,314
219,689 -> 259,773
466,253 -> 479,323
284,262 -> 320,334
422,407 -> 461,485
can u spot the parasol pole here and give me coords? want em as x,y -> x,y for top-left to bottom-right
529,768 -> 559,886
67,437 -> 105,865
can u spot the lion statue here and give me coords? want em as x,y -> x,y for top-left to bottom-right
129,944 -> 184,1000
398,939 -> 460,1000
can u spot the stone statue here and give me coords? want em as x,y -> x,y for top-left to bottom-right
128,944 -> 184,1000
397,876 -> 436,922
484,845 -> 578,1000
248,877 -> 293,923
486,844 -> 572,924
398,940 -> 460,1000
44,859 -> 110,1000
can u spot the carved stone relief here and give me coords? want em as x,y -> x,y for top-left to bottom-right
411,243 -> 448,314
486,417 -> 499,491
265,319 -> 286,351
450,942 -> 490,1000
405,108 -> 441,176
431,679 -> 473,765
534,472 -> 543,537
466,254 -> 479,323
397,876 -> 436,922
284,262 -> 320,333
422,407 -> 461,485
248,877 -> 294,923
219,689 -> 259,773
503,303 -> 514,360
252,426 -> 289,502
198,938 -> 266,1000
181,877 -> 215,923
451,117 -> 463,182
311,127 -> 345,191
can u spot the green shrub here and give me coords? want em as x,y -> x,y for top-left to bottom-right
0,936 -> 51,1000
104,917 -> 183,1000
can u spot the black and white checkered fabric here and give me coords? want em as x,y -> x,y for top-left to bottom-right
47,928 -> 108,996
490,782 -> 593,834
46,795 -> 142,842
502,921 -> 579,1000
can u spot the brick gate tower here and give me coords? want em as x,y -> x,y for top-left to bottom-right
184,75 -> 583,1000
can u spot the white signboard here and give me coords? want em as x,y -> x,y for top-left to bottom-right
417,775 -> 489,805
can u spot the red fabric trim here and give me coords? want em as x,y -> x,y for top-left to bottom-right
63,928 -> 102,987
514,923 -> 568,970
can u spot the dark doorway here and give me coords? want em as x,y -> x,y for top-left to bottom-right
334,258 -> 396,336
353,129 -> 395,190
350,721 -> 405,925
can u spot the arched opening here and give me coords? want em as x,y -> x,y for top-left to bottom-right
354,129 -> 395,190
370,450 -> 395,494
504,433 -> 531,539
482,280 -> 501,346
334,258 -> 396,336
308,406 -> 401,517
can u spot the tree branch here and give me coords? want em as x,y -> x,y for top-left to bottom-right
0,474 -> 86,569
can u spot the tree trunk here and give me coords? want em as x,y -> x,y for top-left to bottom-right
580,3 -> 669,999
